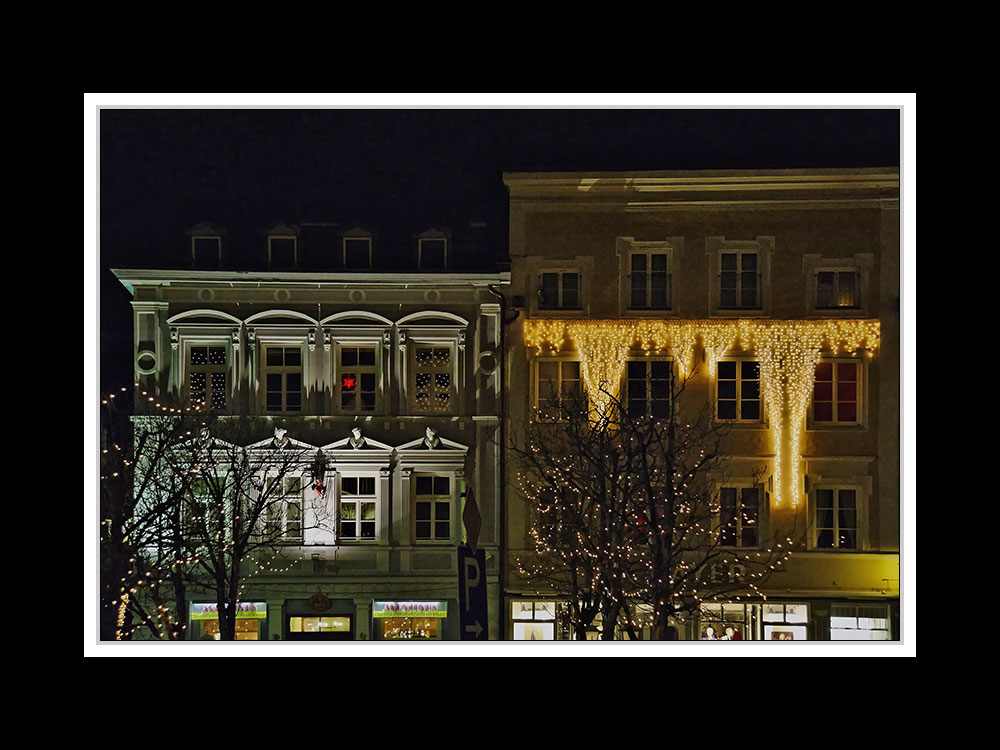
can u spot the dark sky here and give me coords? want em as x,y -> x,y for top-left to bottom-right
97,107 -> 901,392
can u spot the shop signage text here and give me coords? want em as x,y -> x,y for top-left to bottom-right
372,601 -> 448,619
190,602 -> 268,620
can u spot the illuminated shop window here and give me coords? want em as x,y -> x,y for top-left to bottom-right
629,249 -> 671,310
699,603 -> 759,640
414,475 -> 451,541
716,360 -> 761,422
511,600 -> 557,641
830,604 -> 890,640
288,616 -> 351,634
718,487 -> 760,547
188,345 -> 228,411
338,345 -> 378,413
372,601 -> 447,640
812,361 -> 860,424
264,346 -> 303,413
814,488 -> 857,549
412,345 -> 454,413
625,358 -> 672,418
816,270 -> 860,309
340,475 -> 376,540
762,603 -> 809,641
534,359 -> 582,421
538,271 -> 582,310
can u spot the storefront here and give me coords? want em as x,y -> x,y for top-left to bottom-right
190,601 -> 268,640
371,600 -> 449,640
698,600 -> 895,641
284,596 -> 355,640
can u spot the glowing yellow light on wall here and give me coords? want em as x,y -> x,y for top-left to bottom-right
523,318 -> 880,508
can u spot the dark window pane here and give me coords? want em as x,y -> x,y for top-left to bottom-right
359,477 -> 376,495
359,348 -> 376,366
267,348 -> 283,366
628,361 -> 645,379
562,287 -> 579,309
360,373 -> 376,390
285,348 -> 301,367
838,402 -> 858,422
817,489 -> 834,508
415,502 -> 431,520
631,254 -> 647,272
435,502 -> 450,520
342,522 -> 356,537
838,529 -> 856,548
718,381 -> 737,400
815,362 -> 833,381
361,393 -> 376,410
718,361 -> 736,379
435,522 -> 449,538
286,373 -> 301,391
344,238 -> 370,269
286,392 -> 301,410
421,239 -> 447,269
814,382 -> 833,401
341,348 -> 358,366
718,401 -> 737,420
838,363 -> 857,382
741,361 -> 759,380
741,253 -> 757,271
741,400 -> 760,420
434,477 -> 450,495
814,402 -> 833,421
415,476 -> 433,495
341,477 -> 357,495
817,529 -> 834,548
742,381 -> 760,400
721,253 -> 737,271
416,521 -> 431,538
270,238 -> 296,268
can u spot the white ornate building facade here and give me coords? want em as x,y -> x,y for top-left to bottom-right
113,224 -> 508,640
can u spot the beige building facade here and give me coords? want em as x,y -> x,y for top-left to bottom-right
502,169 -> 901,641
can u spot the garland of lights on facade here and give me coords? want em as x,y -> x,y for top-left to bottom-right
524,318 -> 880,508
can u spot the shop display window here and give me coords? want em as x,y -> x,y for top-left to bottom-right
512,600 -> 557,641
699,603 -> 758,640
377,617 -> 442,640
830,604 -> 890,640
763,603 -> 809,640
288,616 -> 351,634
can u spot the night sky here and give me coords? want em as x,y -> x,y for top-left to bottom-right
97,107 -> 902,394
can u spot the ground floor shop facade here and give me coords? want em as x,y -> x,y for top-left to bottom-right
186,577 -> 500,641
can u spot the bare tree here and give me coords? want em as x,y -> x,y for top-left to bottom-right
511,364 -> 800,640
173,419 -> 331,641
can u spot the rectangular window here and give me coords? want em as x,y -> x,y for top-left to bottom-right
815,488 -> 857,549
264,346 -> 303,413
192,236 -> 221,269
718,487 -> 760,547
630,251 -> 671,309
338,346 -> 378,413
626,359 -> 672,418
188,345 -> 227,411
539,271 -> 582,310
813,361 -> 859,423
412,345 -> 454,413
700,603 -> 758,640
344,238 -> 372,269
830,604 -> 890,640
340,475 -> 377,540
816,270 -> 860,309
419,238 -> 447,269
762,603 -> 809,640
415,475 -> 451,541
265,476 -> 303,542
535,360 -> 582,420
269,236 -> 297,269
720,251 -> 760,309
511,600 -> 558,641
716,360 -> 761,422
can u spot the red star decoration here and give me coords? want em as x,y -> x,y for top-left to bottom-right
342,376 -> 356,390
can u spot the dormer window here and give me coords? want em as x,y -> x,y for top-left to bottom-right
418,231 -> 449,270
343,236 -> 372,270
192,236 -> 222,269
268,235 -> 297,269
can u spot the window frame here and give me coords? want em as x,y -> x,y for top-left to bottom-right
715,484 -> 765,549
715,358 -> 763,424
336,472 -> 379,543
815,268 -> 861,310
706,236 -> 773,317
829,603 -> 891,641
333,341 -> 382,416
191,235 -> 222,269
263,474 -> 305,544
532,356 -> 584,422
418,235 -> 449,270
537,269 -> 583,311
267,234 -> 298,269
408,340 -> 459,416
261,342 -> 306,415
809,357 -> 865,428
183,339 -> 230,412
622,355 -> 674,420
342,236 -> 373,270
412,472 -> 456,544
802,254 -> 874,317
628,245 -> 673,311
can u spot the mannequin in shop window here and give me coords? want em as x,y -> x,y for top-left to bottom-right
701,626 -> 718,640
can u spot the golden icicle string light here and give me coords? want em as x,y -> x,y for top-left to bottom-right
523,318 -> 880,507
